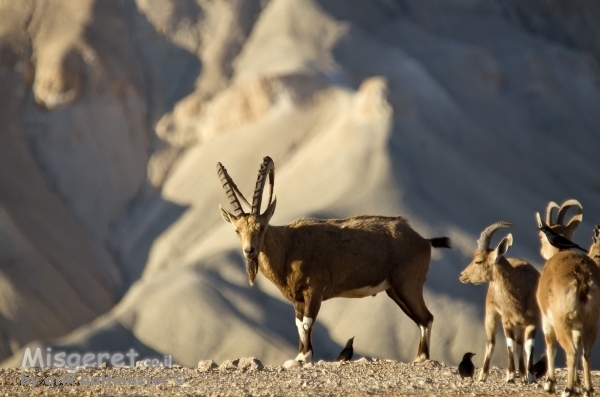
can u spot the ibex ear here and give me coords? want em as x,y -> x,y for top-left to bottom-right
219,204 -> 237,223
262,196 -> 277,220
492,233 -> 513,264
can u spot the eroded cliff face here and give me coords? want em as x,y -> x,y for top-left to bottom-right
1,0 -> 600,367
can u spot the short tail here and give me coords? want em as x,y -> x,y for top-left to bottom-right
428,237 -> 451,249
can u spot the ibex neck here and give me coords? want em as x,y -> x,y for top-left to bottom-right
491,258 -> 515,286
258,226 -> 288,287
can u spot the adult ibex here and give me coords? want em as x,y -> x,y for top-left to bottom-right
536,204 -> 600,397
459,222 -> 539,383
217,156 -> 451,362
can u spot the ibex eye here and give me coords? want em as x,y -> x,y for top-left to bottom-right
476,261 -> 483,265
235,230 -> 240,235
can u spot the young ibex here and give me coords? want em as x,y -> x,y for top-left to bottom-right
217,156 -> 451,362
459,222 -> 540,383
536,211 -> 600,396
536,199 -> 583,260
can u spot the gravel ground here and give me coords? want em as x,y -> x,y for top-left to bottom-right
1,358 -> 597,396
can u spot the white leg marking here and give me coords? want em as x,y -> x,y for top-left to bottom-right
506,338 -> 515,350
525,339 -> 535,383
487,342 -> 494,355
295,350 -> 313,362
506,338 -> 515,382
416,324 -> 431,360
299,317 -> 313,346
524,339 -> 534,355
506,371 -> 515,382
426,321 -> 433,344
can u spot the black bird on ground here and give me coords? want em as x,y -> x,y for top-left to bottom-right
531,354 -> 547,380
458,352 -> 476,380
538,224 -> 588,253
335,337 -> 354,361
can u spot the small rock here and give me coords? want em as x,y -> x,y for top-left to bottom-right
66,365 -> 86,373
197,360 -> 218,372
357,357 -> 372,363
283,360 -> 301,369
135,360 -> 147,368
238,357 -> 264,371
219,359 -> 240,370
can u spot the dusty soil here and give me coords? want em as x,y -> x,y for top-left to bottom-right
1,358 -> 597,396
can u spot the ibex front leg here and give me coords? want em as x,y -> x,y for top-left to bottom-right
479,311 -> 499,382
503,322 -> 517,383
293,302 -> 306,357
294,290 -> 322,362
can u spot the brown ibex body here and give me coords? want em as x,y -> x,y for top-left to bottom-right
217,156 -> 451,362
459,222 -> 540,383
536,200 -> 600,397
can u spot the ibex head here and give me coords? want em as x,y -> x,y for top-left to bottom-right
535,200 -> 583,260
217,157 -> 277,285
459,222 -> 513,285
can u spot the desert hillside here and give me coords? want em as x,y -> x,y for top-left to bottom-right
1,0 -> 600,370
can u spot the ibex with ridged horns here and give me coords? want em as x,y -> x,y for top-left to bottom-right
536,200 -> 600,397
536,199 -> 583,261
217,156 -> 451,362
459,222 -> 540,384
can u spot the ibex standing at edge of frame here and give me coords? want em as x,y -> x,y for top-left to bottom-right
536,199 -> 600,397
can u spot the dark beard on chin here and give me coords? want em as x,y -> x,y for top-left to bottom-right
246,258 -> 258,286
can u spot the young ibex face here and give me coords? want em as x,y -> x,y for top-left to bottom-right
217,157 -> 276,285
459,222 -> 513,285
535,200 -> 582,260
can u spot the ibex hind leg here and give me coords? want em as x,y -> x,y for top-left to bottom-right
581,323 -> 597,397
555,326 -> 578,397
386,285 -> 433,363
542,321 -> 558,394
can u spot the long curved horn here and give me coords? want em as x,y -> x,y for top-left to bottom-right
477,221 -> 513,251
557,199 -> 583,225
546,201 -> 560,224
251,156 -> 275,215
217,162 -> 251,216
